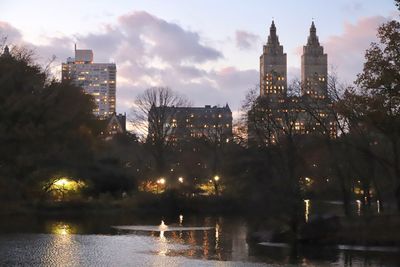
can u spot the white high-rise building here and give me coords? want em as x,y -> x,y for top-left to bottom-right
62,47 -> 116,118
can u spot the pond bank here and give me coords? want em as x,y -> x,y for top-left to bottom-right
251,214 -> 400,247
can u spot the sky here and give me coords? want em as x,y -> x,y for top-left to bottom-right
0,0 -> 398,119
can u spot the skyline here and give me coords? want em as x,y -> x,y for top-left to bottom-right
0,0 -> 396,118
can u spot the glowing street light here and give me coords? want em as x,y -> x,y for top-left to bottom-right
156,178 -> 166,194
54,178 -> 68,187
178,177 -> 184,183
213,175 -> 220,196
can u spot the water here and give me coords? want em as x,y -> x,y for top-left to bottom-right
0,209 -> 399,266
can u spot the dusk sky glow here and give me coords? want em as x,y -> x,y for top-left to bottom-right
0,0 -> 396,117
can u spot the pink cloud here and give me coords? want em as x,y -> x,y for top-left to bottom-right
323,15 -> 389,83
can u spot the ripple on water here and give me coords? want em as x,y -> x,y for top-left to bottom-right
0,234 -> 271,267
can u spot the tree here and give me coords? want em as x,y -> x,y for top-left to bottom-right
130,87 -> 190,178
356,19 -> 400,211
245,83 -> 307,237
0,45 -> 97,199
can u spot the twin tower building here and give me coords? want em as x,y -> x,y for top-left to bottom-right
260,20 -> 327,99
251,20 -> 336,143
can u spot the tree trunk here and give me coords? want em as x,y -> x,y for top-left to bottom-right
328,139 -> 351,217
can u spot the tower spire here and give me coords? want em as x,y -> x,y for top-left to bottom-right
307,21 -> 319,46
2,45 -> 10,58
267,20 -> 279,46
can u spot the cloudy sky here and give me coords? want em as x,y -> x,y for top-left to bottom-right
0,0 -> 397,118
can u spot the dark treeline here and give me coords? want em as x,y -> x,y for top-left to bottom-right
0,45 -> 139,202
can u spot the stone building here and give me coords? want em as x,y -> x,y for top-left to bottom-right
102,113 -> 127,138
148,104 -> 233,143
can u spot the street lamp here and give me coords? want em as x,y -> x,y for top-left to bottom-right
213,175 -> 220,196
178,177 -> 184,183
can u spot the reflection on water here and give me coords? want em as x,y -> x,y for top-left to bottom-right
304,199 -> 310,223
50,222 -> 77,235
377,200 -> 380,214
0,209 -> 400,266
179,214 -> 183,225
44,222 -> 80,266
215,223 -> 220,249
159,229 -> 165,240
356,200 -> 362,216
158,230 -> 168,256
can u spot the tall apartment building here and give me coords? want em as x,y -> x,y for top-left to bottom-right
62,47 -> 116,118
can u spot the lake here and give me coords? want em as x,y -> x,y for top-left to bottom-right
0,202 -> 399,266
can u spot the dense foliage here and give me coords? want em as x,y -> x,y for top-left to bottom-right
0,47 -> 137,201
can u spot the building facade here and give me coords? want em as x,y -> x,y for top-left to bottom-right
249,21 -> 336,145
62,47 -> 116,118
148,105 -> 233,143
100,113 -> 127,139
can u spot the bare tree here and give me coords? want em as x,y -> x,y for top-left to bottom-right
245,82 -> 306,237
130,87 -> 190,177
300,73 -> 354,216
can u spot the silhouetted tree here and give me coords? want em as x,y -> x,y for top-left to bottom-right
356,19 -> 400,211
0,45 -> 97,199
130,87 -> 190,178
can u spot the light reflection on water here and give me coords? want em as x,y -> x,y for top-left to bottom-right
43,222 -> 80,266
0,209 -> 399,266
158,230 -> 168,256
304,199 -> 310,223
179,214 -> 184,225
50,222 -> 77,235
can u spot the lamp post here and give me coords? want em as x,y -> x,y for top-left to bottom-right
213,175 -> 220,196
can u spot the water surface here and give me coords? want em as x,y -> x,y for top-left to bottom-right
0,208 -> 399,266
